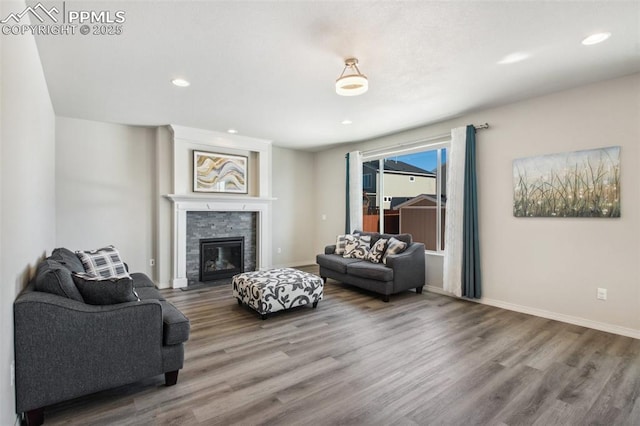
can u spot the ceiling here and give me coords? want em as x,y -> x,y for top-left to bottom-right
31,1 -> 640,150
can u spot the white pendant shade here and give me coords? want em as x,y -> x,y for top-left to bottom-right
336,58 -> 368,96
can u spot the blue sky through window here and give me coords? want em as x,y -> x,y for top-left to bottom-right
387,150 -> 447,173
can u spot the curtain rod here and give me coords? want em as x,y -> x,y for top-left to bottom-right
361,123 -> 489,157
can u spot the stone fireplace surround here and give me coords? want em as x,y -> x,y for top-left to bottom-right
187,212 -> 256,284
166,194 -> 273,289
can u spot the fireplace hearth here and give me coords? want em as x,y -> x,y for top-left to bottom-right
199,237 -> 244,282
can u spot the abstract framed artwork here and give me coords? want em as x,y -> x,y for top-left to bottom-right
193,151 -> 248,194
513,146 -> 620,218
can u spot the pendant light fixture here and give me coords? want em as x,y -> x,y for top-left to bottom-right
336,58 -> 368,96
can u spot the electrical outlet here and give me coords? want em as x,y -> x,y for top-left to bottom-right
597,288 -> 607,300
149,259 -> 155,267
321,214 -> 327,221
10,361 -> 15,387
277,248 -> 282,254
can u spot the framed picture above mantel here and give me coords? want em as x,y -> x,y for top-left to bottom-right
193,151 -> 248,194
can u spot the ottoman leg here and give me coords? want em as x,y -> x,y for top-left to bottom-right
261,313 -> 268,320
237,298 -> 242,305
312,301 -> 318,309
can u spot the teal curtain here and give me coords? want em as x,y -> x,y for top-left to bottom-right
345,154 -> 350,233
462,125 -> 481,298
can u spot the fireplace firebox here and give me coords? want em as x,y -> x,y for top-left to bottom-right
199,237 -> 244,282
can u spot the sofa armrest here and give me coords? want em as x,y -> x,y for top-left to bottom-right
325,244 -> 337,255
385,242 -> 426,291
14,290 -> 164,413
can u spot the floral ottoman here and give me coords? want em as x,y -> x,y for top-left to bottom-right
232,268 -> 323,319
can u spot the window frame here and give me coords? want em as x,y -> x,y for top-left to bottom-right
362,140 -> 450,254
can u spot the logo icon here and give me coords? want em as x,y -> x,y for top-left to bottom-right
0,2 -> 59,24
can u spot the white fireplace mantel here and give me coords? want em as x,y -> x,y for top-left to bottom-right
165,194 -> 275,288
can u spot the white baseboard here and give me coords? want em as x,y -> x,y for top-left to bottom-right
171,277 -> 188,289
156,281 -> 171,290
425,284 -> 450,296
425,285 -> 640,339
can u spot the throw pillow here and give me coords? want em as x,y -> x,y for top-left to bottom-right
335,234 -> 348,255
382,237 -> 408,264
34,259 -> 85,302
343,234 -> 371,260
72,272 -> 139,305
336,233 -> 370,255
76,245 -> 130,279
366,238 -> 388,264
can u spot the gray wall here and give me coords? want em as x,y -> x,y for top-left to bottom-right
55,117 -> 157,277
0,0 -> 57,421
272,146 -> 317,267
313,73 -> 640,335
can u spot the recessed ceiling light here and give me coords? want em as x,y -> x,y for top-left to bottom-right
497,52 -> 530,65
227,129 -> 238,134
171,78 -> 190,87
341,120 -> 353,125
582,32 -> 611,46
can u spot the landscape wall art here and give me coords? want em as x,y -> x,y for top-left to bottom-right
513,146 -> 620,218
193,151 -> 248,194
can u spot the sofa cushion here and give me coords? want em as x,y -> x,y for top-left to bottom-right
160,301 -> 190,345
131,272 -> 156,288
76,246 -> 131,279
346,261 -> 394,282
316,254 -> 361,274
72,273 -> 140,305
34,260 -> 85,302
50,248 -> 85,273
136,287 -> 166,301
343,234 -> 371,259
366,238 -> 388,263
383,237 -> 408,264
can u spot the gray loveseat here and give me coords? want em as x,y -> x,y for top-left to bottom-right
14,248 -> 190,426
316,231 -> 425,302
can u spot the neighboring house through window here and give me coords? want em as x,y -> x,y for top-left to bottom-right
362,142 -> 448,252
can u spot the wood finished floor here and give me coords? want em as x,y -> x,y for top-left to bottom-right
43,266 -> 640,425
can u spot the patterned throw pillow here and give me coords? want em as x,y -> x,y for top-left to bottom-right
72,272 -> 139,305
335,234 -> 348,255
336,233 -> 369,255
382,237 -> 408,264
343,234 -> 371,260
366,238 -> 388,264
76,245 -> 130,279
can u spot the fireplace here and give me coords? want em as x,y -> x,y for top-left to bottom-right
199,237 -> 244,282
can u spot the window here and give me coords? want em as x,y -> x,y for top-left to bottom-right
362,173 -> 372,190
361,144 -> 448,252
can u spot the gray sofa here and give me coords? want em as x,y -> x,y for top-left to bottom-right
14,248 -> 190,426
316,231 -> 425,302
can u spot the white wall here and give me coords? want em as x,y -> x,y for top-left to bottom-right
272,146 -> 317,267
0,0 -> 56,421
55,117 -> 156,277
314,73 -> 640,336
